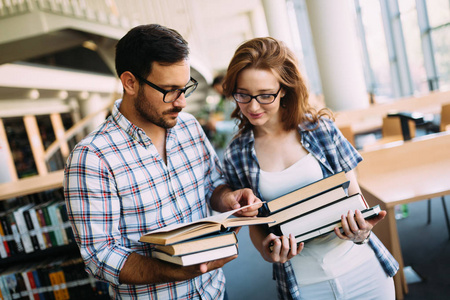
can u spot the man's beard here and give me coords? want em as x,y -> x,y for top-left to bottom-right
134,87 -> 182,129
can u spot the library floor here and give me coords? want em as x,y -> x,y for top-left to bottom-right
222,196 -> 450,300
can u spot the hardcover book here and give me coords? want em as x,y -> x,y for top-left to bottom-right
140,203 -> 273,246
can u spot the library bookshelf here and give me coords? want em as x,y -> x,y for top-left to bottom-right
0,103 -> 113,299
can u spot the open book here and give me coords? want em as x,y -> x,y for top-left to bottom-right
140,203 -> 273,245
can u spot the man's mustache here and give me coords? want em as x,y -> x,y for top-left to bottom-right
165,107 -> 182,114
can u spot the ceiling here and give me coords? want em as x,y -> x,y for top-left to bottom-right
0,0 -> 268,116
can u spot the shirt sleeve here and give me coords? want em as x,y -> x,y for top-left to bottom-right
194,120 -> 227,204
222,146 -> 245,191
63,145 -> 131,285
324,118 -> 362,172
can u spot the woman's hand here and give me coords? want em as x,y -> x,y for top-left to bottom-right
335,209 -> 386,243
260,233 -> 304,263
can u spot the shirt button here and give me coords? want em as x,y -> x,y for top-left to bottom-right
321,157 -> 326,163
305,143 -> 310,148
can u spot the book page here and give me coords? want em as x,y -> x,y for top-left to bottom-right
144,202 -> 263,234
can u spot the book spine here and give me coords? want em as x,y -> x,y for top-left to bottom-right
55,204 -> 69,245
28,208 -> 47,250
0,275 -> 12,300
20,270 -> 35,300
42,204 -> 58,247
36,207 -> 52,248
58,203 -> 74,244
23,209 -> 41,252
13,209 -> 35,253
0,221 -> 9,258
7,214 -> 26,254
0,215 -> 17,256
47,204 -> 64,246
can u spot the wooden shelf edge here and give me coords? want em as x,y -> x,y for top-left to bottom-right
0,170 -> 64,201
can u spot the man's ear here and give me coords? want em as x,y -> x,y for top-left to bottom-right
120,71 -> 139,96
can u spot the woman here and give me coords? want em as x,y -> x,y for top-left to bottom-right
222,37 -> 398,299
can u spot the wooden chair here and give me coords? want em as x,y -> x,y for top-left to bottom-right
440,103 -> 450,132
362,116 -> 416,151
338,125 -> 356,148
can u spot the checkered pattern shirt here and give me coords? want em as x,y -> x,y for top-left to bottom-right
223,117 -> 399,299
64,99 -> 227,299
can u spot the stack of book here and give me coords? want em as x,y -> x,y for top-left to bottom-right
139,205 -> 274,266
265,171 -> 381,244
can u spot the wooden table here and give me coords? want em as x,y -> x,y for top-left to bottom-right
356,132 -> 450,299
335,90 -> 450,135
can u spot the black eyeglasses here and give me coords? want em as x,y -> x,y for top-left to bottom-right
232,87 -> 282,104
134,73 -> 198,103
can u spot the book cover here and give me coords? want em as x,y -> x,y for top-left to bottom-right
278,193 -> 369,237
266,171 -> 349,213
294,205 -> 381,243
152,244 -> 238,266
153,231 -> 238,256
140,203 -> 273,245
267,186 -> 348,228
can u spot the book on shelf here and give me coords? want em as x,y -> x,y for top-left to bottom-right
25,204 -> 48,250
0,211 -> 21,256
153,231 -> 238,256
152,244 -> 238,266
276,193 -> 378,240
13,203 -> 36,253
267,185 -> 348,228
0,215 -> 10,258
34,202 -> 54,248
139,203 -> 273,246
6,211 -> 26,254
265,171 -> 350,214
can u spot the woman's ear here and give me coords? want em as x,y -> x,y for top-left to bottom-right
120,71 -> 138,96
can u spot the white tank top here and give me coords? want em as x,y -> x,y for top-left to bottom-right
259,153 -> 374,285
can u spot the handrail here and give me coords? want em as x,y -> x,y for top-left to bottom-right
43,103 -> 113,162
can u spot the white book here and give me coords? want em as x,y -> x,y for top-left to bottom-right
13,204 -> 34,253
295,205 -> 381,243
268,186 -> 348,227
279,193 -> 368,237
152,244 -> 238,266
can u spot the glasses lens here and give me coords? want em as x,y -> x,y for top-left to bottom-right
233,93 -> 251,103
256,94 -> 276,104
164,90 -> 182,103
184,83 -> 197,98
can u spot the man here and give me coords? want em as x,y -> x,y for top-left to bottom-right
63,24 -> 260,299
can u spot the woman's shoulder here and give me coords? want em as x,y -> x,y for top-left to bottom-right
224,130 -> 252,157
299,115 -> 336,132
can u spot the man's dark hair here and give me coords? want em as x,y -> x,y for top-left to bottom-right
115,24 -> 189,78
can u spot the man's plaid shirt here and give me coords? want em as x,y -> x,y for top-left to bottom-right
64,99 -> 227,299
